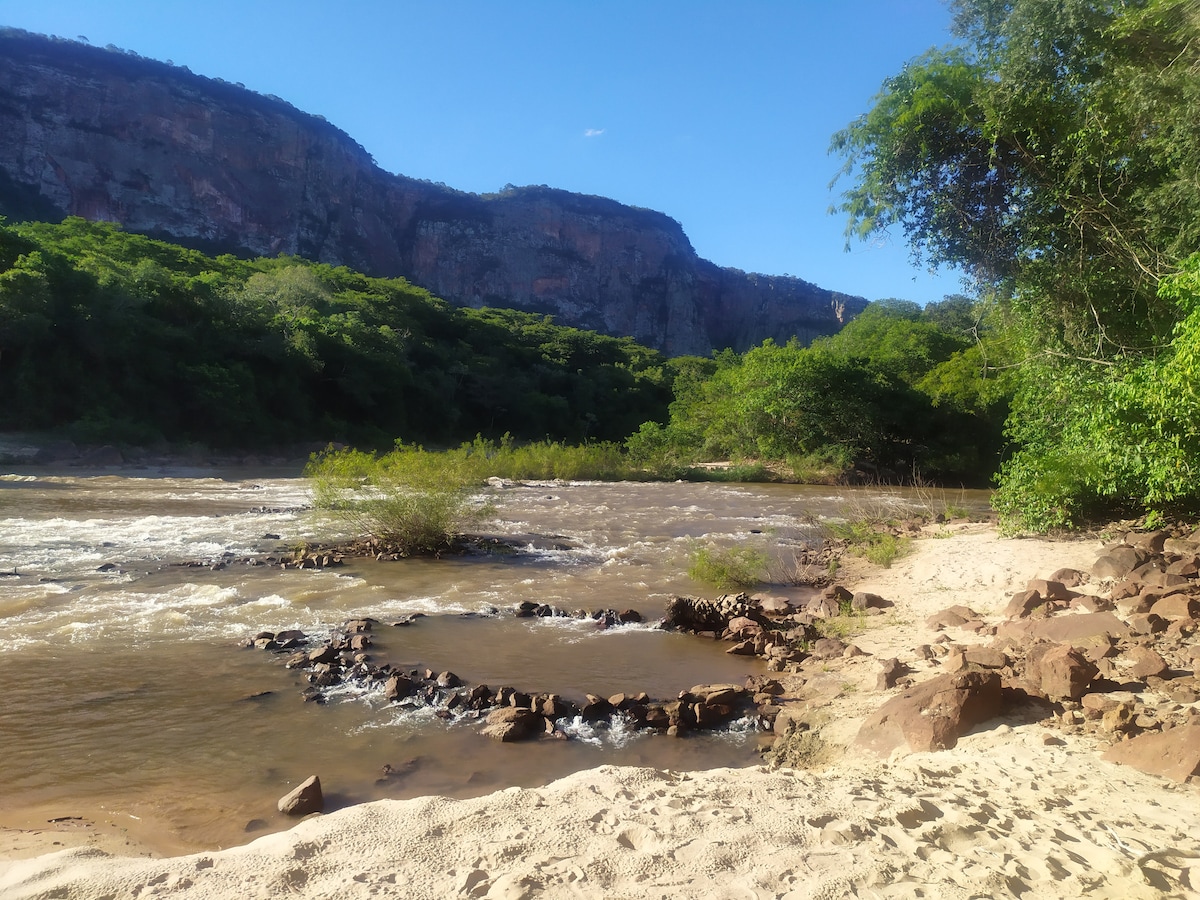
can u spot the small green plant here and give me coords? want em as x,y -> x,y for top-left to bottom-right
828,519 -> 912,568
687,543 -> 768,591
306,445 -> 495,554
812,612 -> 868,640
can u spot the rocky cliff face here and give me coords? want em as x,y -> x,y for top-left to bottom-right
0,30 -> 867,355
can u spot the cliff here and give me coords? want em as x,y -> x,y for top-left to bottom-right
0,29 -> 867,355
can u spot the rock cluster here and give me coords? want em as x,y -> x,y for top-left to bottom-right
662,592 -> 820,670
243,614 -> 781,742
514,601 -> 643,627
853,527 -> 1200,780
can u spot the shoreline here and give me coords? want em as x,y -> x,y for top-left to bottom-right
5,522 -> 1198,897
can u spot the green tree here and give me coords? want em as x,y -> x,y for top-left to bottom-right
833,0 -> 1200,529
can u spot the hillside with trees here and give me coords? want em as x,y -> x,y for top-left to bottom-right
0,217 -> 673,448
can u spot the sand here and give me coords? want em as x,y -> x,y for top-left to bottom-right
2,523 -> 1198,899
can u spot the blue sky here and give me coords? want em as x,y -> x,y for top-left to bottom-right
0,1 -> 964,304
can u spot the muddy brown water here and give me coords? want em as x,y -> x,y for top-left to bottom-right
0,469 -> 990,852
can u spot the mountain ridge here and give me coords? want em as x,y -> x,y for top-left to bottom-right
0,28 -> 867,355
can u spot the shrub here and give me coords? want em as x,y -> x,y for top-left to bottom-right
687,544 -> 767,591
306,445 -> 493,554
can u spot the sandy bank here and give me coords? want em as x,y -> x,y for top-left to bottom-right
3,523 -> 1198,899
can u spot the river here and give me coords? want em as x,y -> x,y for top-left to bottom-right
0,465 -> 990,853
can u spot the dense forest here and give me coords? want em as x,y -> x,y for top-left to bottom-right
0,217 -> 674,448
0,216 -> 1002,483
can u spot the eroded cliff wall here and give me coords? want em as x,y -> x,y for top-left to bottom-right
0,30 -> 867,355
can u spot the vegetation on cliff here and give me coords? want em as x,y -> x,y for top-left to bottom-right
832,0 -> 1200,531
0,217 -> 672,448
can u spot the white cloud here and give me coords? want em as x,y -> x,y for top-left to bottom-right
584,128 -> 605,138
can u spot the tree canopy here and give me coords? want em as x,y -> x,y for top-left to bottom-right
0,217 -> 672,448
832,0 -> 1200,529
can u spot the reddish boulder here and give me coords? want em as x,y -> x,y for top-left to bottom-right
1149,594 -> 1200,620
855,671 -> 1004,756
1092,546 -> 1145,581
1038,644 -> 1097,700
481,707 -> 545,742
1102,722 -> 1200,783
1003,589 -> 1044,619
997,611 -> 1129,645
1125,646 -> 1170,679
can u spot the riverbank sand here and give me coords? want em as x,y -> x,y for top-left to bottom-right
2,523 -> 1198,898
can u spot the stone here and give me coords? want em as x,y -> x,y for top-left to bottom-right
1127,613 -> 1169,635
1149,594 -> 1200,620
1133,531 -> 1170,554
725,616 -> 762,636
307,645 -> 339,665
1126,646 -> 1170,679
963,647 -> 1009,669
480,707 -> 544,742
1039,644 -> 1098,700
277,775 -> 323,816
1003,589 -> 1044,619
1092,546 -> 1145,580
384,674 -> 415,701
810,637 -> 847,659
855,671 -> 1004,756
876,657 -> 906,690
1048,567 -> 1086,587
997,611 -> 1129,645
851,591 -> 890,611
1026,579 -> 1076,602
580,696 -> 615,722
1070,595 -> 1112,613
1102,722 -> 1200,783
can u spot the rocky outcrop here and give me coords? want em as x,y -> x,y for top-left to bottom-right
277,775 -> 323,816
0,30 -> 868,356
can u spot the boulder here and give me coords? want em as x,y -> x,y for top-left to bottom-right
480,707 -> 544,742
1102,722 -> 1200,783
1125,646 -> 1170,679
1127,612 -> 1169,635
277,775 -> 323,816
925,606 -> 982,630
1092,547 -> 1145,581
997,611 -> 1129,645
963,647 -> 1009,669
1026,579 -> 1077,602
810,637 -> 847,659
851,591 -> 891,611
1048,567 -> 1086,587
1149,594 -> 1200,620
876,657 -> 906,691
1038,644 -> 1098,700
1003,589 -> 1044,619
855,671 -> 1004,756
384,674 -> 415,701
